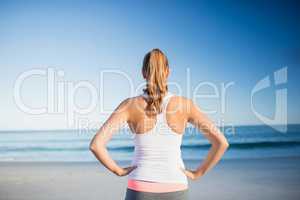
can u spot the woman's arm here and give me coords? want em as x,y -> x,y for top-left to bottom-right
89,98 -> 136,176
182,99 -> 229,180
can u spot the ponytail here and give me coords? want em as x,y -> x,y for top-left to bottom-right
142,48 -> 169,115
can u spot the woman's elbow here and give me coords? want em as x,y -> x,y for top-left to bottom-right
220,138 -> 229,150
89,142 -> 97,152
223,140 -> 229,149
89,139 -> 106,153
213,137 -> 229,150
89,140 -> 101,153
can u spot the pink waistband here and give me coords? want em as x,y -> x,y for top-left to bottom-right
127,179 -> 188,193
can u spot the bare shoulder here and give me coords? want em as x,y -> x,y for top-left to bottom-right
118,95 -> 146,112
171,95 -> 193,106
169,95 -> 193,112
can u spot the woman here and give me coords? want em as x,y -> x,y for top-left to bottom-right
90,48 -> 229,200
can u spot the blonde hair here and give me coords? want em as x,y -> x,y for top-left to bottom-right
142,48 -> 169,115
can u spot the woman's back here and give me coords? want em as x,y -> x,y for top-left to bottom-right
127,92 -> 189,136
128,92 -> 188,184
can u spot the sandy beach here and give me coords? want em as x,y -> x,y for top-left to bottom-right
1,157 -> 300,200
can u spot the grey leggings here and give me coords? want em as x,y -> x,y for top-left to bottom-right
125,188 -> 189,200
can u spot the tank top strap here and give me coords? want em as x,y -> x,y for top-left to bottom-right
161,92 -> 174,114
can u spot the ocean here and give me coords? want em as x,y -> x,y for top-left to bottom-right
0,125 -> 300,162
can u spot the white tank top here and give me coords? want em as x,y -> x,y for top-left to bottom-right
128,92 -> 188,185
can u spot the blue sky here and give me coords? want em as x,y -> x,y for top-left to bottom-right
0,0 -> 299,130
